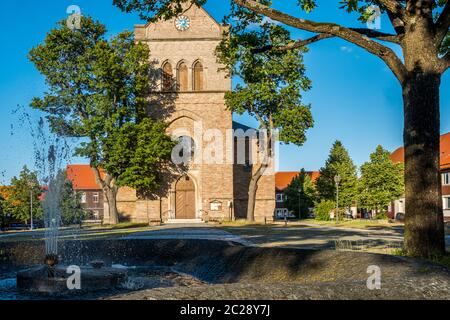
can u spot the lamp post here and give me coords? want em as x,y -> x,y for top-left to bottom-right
298,186 -> 302,219
28,181 -> 35,231
334,175 -> 341,224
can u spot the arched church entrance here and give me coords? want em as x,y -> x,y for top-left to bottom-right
175,175 -> 196,219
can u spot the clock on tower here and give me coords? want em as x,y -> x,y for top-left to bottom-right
175,16 -> 191,31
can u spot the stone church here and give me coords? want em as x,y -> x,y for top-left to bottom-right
103,5 -> 275,224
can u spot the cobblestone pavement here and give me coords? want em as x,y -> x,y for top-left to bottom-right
122,226 -> 254,246
108,277 -> 450,300
218,225 -> 405,252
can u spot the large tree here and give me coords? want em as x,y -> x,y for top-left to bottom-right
56,170 -> 87,226
29,17 -> 175,224
358,145 -> 405,215
218,24 -> 314,221
7,166 -> 42,225
113,0 -> 449,257
0,192 -> 7,229
316,141 -> 358,208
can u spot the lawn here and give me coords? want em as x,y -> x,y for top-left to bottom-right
219,218 -> 404,230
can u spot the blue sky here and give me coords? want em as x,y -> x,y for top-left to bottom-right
0,0 -> 449,183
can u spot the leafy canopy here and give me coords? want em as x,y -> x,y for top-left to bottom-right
283,169 -> 317,218
29,16 -> 175,193
316,140 -> 358,207
56,170 -> 88,226
6,166 -> 42,223
358,145 -> 404,211
217,13 -> 314,145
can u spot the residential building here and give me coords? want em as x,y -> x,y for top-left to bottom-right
389,132 -> 450,220
274,171 -> 320,218
66,165 -> 104,222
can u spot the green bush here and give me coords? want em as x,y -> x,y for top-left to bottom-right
314,200 -> 335,221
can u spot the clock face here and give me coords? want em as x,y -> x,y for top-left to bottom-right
175,15 -> 191,31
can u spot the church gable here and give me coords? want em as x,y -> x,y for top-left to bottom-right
135,5 -> 226,41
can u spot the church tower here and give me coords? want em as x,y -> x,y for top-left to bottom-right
105,5 -> 275,224
134,5 -> 234,222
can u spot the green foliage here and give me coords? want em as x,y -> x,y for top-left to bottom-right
316,141 -> 358,207
314,199 -> 335,221
113,0 -> 207,22
102,118 -> 177,193
284,169 -> 317,219
217,15 -> 314,146
29,16 -> 174,196
56,170 -> 87,226
358,145 -> 404,213
113,1 -> 449,58
6,166 -> 42,223
0,194 -> 7,229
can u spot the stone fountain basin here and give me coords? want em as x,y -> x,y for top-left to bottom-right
16,266 -> 127,294
3,239 -> 450,289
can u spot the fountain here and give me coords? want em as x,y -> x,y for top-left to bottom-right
16,172 -> 128,295
13,121 -> 127,296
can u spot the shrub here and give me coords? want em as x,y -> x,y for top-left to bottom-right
314,200 -> 335,221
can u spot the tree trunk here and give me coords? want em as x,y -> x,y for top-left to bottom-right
403,71 -> 445,257
92,167 -> 120,225
246,164 -> 266,221
104,186 -> 119,225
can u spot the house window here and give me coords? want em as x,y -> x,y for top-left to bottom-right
80,192 -> 87,204
177,62 -> 189,91
276,194 -> 284,203
444,197 -> 450,210
443,172 -> 450,186
93,193 -> 99,204
193,61 -> 204,91
93,210 -> 100,220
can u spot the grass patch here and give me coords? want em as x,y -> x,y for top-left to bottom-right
217,219 -> 404,233
300,219 -> 404,230
218,220 -> 277,228
428,253 -> 450,269
85,222 -> 150,230
392,248 -> 450,269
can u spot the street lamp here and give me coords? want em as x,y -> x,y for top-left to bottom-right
334,175 -> 341,224
28,181 -> 36,231
298,186 -> 302,219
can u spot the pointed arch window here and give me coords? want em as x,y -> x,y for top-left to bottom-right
162,62 -> 174,91
177,62 -> 189,91
193,61 -> 204,91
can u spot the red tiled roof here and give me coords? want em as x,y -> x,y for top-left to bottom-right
66,165 -> 102,190
275,171 -> 320,191
390,132 -> 450,170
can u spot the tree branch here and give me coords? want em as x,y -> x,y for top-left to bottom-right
251,34 -> 334,54
233,0 -> 408,84
435,1 -> 450,44
375,0 -> 405,17
349,28 -> 401,43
